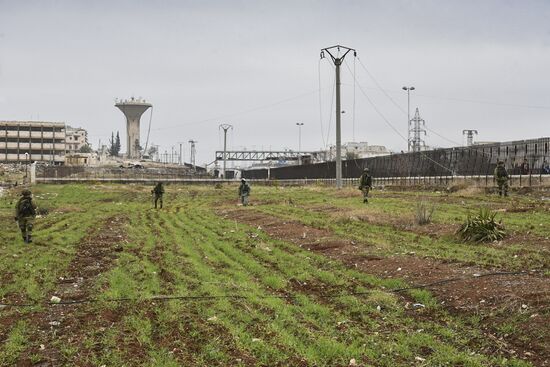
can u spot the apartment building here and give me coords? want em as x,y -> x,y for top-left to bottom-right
0,121 -> 66,164
64,126 -> 88,153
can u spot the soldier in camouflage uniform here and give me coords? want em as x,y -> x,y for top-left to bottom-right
15,189 -> 37,243
238,178 -> 251,206
494,161 -> 509,197
152,182 -> 164,209
358,168 -> 372,203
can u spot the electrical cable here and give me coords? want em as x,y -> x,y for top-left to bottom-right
143,106 -> 154,157
0,270 -> 536,308
352,60 -> 501,170
356,57 -> 407,115
353,56 -> 357,142
343,61 -> 455,174
318,58 -> 326,148
325,69 -> 336,150
153,89 -> 321,132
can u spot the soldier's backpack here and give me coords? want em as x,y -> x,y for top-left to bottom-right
20,197 -> 35,217
496,165 -> 507,178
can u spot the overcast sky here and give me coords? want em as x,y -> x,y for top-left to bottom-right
1,0 -> 549,165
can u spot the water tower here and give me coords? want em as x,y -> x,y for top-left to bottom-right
115,97 -> 152,159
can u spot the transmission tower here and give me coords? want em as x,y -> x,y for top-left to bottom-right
188,140 -> 197,170
410,108 -> 427,152
320,45 -> 357,189
462,130 -> 478,146
219,124 -> 233,179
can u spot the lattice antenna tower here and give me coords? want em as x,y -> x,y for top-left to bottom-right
410,108 -> 427,152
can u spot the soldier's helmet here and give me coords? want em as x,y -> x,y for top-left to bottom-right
363,168 -> 369,172
21,189 -> 32,196
241,178 -> 246,182
497,161 -> 504,166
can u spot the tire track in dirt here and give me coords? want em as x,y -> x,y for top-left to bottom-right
15,216 -> 128,367
221,208 -> 550,366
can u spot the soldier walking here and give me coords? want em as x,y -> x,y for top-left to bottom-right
238,178 -> 251,206
15,189 -> 37,243
152,182 -> 164,209
358,168 -> 372,204
494,161 -> 509,197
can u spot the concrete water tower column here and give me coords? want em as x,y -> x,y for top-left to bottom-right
115,97 -> 152,159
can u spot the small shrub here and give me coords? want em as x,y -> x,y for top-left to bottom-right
457,208 -> 506,242
415,201 -> 435,225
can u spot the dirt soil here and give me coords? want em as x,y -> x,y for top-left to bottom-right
14,216 -> 128,367
221,208 -> 550,367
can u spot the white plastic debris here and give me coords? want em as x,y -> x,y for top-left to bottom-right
251,338 -> 261,342
412,303 -> 425,309
349,358 -> 357,366
415,356 -> 426,362
50,296 -> 61,303
39,344 -> 45,350
207,316 -> 218,322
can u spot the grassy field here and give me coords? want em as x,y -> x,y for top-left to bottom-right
0,183 -> 548,366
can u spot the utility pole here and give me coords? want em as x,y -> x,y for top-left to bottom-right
219,124 -> 233,179
296,122 -> 304,164
402,86 -> 415,152
321,45 -> 356,189
188,140 -> 197,170
462,130 -> 478,146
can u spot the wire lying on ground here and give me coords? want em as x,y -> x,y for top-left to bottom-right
0,270 -> 537,309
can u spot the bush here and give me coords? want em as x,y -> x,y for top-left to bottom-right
457,208 -> 505,242
415,201 -> 435,225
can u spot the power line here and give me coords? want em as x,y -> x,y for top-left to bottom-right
343,61 -> 454,174
353,59 -> 496,160
343,60 -> 407,141
143,106 -> 154,155
356,57 -> 407,115
153,89 -> 322,132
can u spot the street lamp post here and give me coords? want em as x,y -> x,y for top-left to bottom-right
296,122 -> 304,164
402,86 -> 415,152
24,152 -> 29,184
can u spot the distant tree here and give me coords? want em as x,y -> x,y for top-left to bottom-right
134,139 -> 143,157
79,144 -> 93,153
346,151 -> 359,160
147,145 -> 158,158
115,132 -> 121,155
109,132 -> 121,156
108,132 -> 115,156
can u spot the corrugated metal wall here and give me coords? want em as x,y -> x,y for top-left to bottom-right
243,137 -> 550,179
